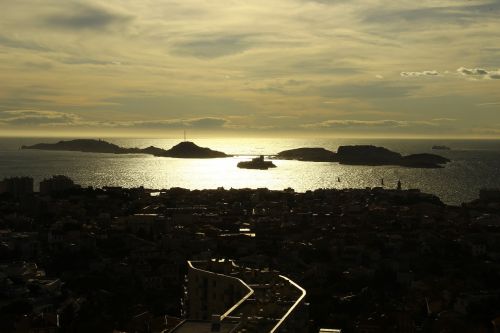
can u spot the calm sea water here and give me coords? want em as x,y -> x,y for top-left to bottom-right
1,137 -> 500,205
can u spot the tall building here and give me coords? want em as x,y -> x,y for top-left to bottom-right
171,259 -> 308,333
0,177 -> 34,197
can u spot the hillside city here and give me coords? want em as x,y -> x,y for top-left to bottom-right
1,175 -> 500,332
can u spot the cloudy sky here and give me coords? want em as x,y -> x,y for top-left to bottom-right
1,0 -> 499,137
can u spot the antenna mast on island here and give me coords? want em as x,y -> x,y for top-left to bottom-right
183,130 -> 186,142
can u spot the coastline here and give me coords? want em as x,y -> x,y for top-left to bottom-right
2,180 -> 500,331
2,137 -> 500,205
0,175 -> 494,207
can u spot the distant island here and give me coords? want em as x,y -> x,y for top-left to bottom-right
276,145 -> 450,168
21,139 -> 229,159
432,145 -> 451,150
237,155 -> 277,170
22,140 -> 450,168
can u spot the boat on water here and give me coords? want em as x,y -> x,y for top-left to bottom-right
237,155 -> 277,170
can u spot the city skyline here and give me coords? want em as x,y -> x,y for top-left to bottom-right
1,0 -> 500,138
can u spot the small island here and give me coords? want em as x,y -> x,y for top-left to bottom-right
276,145 -> 450,168
400,153 -> 451,168
237,155 -> 277,170
21,139 -> 230,159
432,145 -> 451,150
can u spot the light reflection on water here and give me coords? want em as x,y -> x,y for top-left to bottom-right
1,137 -> 500,205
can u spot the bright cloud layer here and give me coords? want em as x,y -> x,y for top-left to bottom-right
1,0 -> 500,137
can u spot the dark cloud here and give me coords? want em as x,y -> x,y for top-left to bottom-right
364,2 -> 500,26
0,110 -> 228,130
101,94 -> 254,117
114,117 -> 228,129
458,67 -> 487,75
249,79 -> 308,95
285,79 -> 305,86
0,35 -> 50,52
23,61 -> 54,70
482,47 -> 500,52
0,97 -> 54,112
187,117 -> 226,128
302,118 -> 456,132
316,83 -> 419,99
475,69 -> 489,75
0,110 -> 79,126
295,0 -> 350,4
44,3 -> 131,30
291,59 -> 361,76
251,86 -> 287,95
457,67 -> 500,79
304,119 -> 408,128
0,86 -> 62,111
401,70 -> 439,77
171,35 -> 254,59
61,57 -> 122,66
479,48 -> 500,68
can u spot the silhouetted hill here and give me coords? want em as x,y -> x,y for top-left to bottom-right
140,146 -> 169,156
22,139 -> 229,159
276,147 -> 337,162
336,145 -> 402,165
160,141 -> 228,158
276,145 -> 450,168
21,139 -> 131,154
401,153 -> 451,168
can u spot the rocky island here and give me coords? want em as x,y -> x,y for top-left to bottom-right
22,140 -> 449,167
277,145 -> 450,168
22,139 -> 135,154
162,141 -> 228,158
21,139 -> 229,159
275,147 -> 337,162
432,145 -> 451,150
237,155 -> 277,170
399,153 -> 450,168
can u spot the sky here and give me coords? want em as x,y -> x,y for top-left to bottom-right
1,0 -> 500,138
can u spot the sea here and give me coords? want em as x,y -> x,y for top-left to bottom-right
1,137 -> 500,205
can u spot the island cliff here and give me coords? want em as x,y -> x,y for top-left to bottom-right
277,145 -> 450,168
22,139 -> 229,159
275,147 -> 337,162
